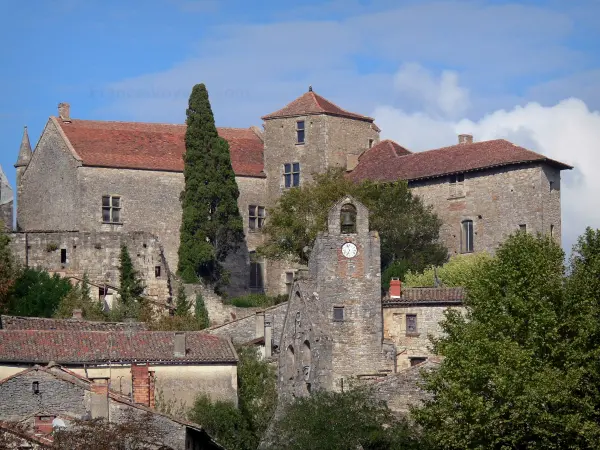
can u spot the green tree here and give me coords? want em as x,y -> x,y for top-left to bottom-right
54,274 -> 105,321
174,284 -> 191,317
194,292 -> 210,329
413,232 -> 599,448
0,229 -> 17,312
115,245 -> 145,319
267,387 -> 428,450
189,347 -> 277,450
403,252 -> 493,287
177,83 -> 244,286
7,268 -> 73,317
258,169 -> 446,284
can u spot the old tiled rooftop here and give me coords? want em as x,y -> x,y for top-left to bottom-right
57,119 -> 265,177
382,287 -> 466,306
0,315 -> 149,331
261,89 -> 375,122
0,330 -> 237,364
350,139 -> 573,182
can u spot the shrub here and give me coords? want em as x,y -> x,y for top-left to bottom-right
226,293 -> 287,308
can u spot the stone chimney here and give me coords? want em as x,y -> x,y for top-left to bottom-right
131,364 -> 151,406
58,102 -> 70,120
174,332 -> 186,357
264,314 -> 273,358
90,377 -> 109,418
389,278 -> 401,299
458,134 -> 473,145
255,311 -> 265,339
72,309 -> 83,320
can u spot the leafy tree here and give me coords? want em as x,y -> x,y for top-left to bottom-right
194,292 -> 210,329
258,169 -> 446,284
115,245 -> 145,319
189,347 -> 277,450
177,83 -> 244,286
403,252 -> 493,287
174,284 -> 191,317
54,274 -> 106,321
267,386 -> 428,450
7,268 -> 73,317
413,232 -> 600,449
0,229 -> 17,312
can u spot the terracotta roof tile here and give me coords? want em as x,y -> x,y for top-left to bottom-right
57,119 -> 265,177
0,330 -> 237,364
383,287 -> 466,306
350,139 -> 572,183
261,90 -> 374,122
1,315 -> 149,331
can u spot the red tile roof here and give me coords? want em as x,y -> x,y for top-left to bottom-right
362,139 -> 412,159
0,330 -> 237,364
56,119 -> 265,177
382,287 -> 466,306
261,89 -> 375,122
350,139 -> 572,183
1,315 -> 149,331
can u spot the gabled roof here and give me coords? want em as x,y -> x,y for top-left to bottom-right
360,139 -> 412,159
0,330 -> 237,364
56,119 -> 265,177
382,287 -> 465,307
261,89 -> 375,123
0,315 -> 149,332
350,139 -> 573,183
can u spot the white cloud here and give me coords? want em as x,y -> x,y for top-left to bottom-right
393,63 -> 470,117
374,97 -> 600,253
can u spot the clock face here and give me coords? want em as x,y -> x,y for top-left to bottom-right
341,242 -> 358,258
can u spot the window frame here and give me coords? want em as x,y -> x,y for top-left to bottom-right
461,219 -> 474,253
248,205 -> 266,231
333,306 -> 345,322
449,173 -> 465,198
406,314 -> 418,335
296,120 -> 305,144
102,195 -> 122,224
249,251 -> 264,291
283,162 -> 301,188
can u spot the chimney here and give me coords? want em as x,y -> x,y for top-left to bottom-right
458,134 -> 473,145
264,314 -> 273,358
174,332 -> 186,357
89,377 -> 109,418
389,278 -> 401,299
72,309 -> 83,320
58,102 -> 70,120
131,364 -> 151,406
255,311 -> 265,339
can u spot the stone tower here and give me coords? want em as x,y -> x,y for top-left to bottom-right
14,126 -> 32,231
277,196 -> 395,401
0,165 -> 13,230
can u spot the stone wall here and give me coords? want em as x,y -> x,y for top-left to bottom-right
18,119 -> 81,232
383,304 -> 465,370
9,231 -> 171,303
409,163 -> 561,256
0,200 -> 12,231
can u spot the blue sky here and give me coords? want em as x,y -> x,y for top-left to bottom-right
1,0 -> 599,250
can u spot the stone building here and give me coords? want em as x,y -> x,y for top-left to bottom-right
276,196 -> 396,400
13,90 -> 571,301
0,327 -> 238,409
0,364 -> 223,449
0,164 -> 13,230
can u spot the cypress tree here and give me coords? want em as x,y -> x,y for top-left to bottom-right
174,284 -> 191,317
194,293 -> 210,329
178,83 -> 244,285
118,245 -> 145,317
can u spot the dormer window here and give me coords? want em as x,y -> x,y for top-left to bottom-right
296,121 -> 305,144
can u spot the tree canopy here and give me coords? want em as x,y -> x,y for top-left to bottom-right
413,231 -> 600,448
6,268 -> 73,317
258,169 -> 447,283
403,252 -> 492,287
177,83 -> 244,287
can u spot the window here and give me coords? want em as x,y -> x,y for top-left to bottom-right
248,205 -> 266,230
410,357 -> 427,367
155,266 -> 161,278
550,180 -> 555,192
449,173 -> 465,197
550,224 -> 554,238
102,195 -> 121,223
60,249 -> 67,264
285,271 -> 295,296
284,163 -> 300,188
340,203 -> 357,234
32,381 -> 40,394
461,220 -> 474,253
99,287 -> 107,298
249,252 -> 264,291
368,138 -> 374,148
333,306 -> 344,322
519,224 -> 527,233
296,120 -> 305,144
406,314 -> 418,335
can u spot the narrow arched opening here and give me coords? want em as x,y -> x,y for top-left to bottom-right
340,203 -> 357,234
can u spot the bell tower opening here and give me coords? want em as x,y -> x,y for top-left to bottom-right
340,203 -> 357,234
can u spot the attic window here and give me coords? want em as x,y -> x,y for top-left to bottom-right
296,120 -> 305,144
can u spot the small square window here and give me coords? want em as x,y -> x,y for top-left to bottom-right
519,224 -> 527,233
406,314 -> 418,335
296,121 -> 305,144
333,307 -> 344,322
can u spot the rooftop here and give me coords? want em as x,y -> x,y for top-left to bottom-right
0,315 -> 149,332
382,287 -> 466,306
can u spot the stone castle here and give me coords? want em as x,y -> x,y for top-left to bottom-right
5,87 -> 571,303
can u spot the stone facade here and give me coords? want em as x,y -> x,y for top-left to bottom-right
409,163 -> 562,256
0,165 -> 13,230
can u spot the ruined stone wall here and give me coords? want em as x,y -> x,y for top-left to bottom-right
383,305 -> 465,371
18,119 -> 81,232
409,163 -> 557,256
9,231 -> 170,303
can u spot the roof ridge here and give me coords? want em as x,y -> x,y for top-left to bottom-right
54,116 -> 187,127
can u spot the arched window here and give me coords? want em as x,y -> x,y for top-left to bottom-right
340,204 -> 357,234
302,340 -> 311,366
461,220 -> 474,253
